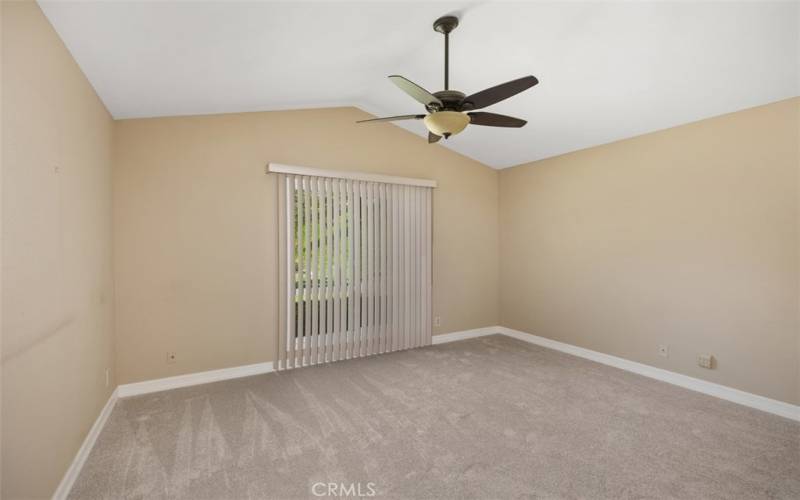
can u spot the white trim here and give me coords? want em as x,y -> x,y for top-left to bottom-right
497,327 -> 800,422
120,333 -> 496,400
54,326 -> 799,499
117,362 -> 274,398
117,331 -> 501,399
433,326 -> 799,421
267,163 -> 437,188
54,326 -> 800,500
432,327 -> 502,345
107,329 -> 800,421
52,388 -> 119,500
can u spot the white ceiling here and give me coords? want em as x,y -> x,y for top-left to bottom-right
39,1 -> 799,169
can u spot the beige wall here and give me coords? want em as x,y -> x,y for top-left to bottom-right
113,108 -> 499,384
2,4 -> 796,496
1,1 -> 115,498
500,98 -> 800,405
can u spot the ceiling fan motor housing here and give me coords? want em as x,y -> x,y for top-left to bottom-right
426,90 -> 467,112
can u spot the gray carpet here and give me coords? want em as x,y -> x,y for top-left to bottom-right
70,335 -> 799,499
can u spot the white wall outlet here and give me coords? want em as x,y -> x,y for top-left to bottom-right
658,344 -> 669,358
166,351 -> 177,364
434,316 -> 441,327
105,368 -> 110,387
698,354 -> 714,369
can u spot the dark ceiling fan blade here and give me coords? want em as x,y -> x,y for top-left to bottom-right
389,75 -> 443,108
357,114 -> 426,123
428,132 -> 442,143
460,76 -> 539,110
468,112 -> 527,128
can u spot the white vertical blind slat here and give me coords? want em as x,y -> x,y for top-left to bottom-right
286,176 -> 295,368
317,177 -> 325,364
292,176 -> 301,367
425,189 -> 432,346
397,185 -> 404,353
400,185 -> 406,352
277,174 -> 287,370
315,178 -> 328,363
410,186 -> 415,350
353,182 -> 362,358
413,187 -> 418,348
409,187 -> 416,349
392,184 -> 401,353
318,178 -> 326,364
339,179 -> 348,361
360,182 -> 368,357
332,179 -> 340,362
346,180 -> 355,360
379,184 -> 387,354
404,186 -> 411,351
311,177 -> 320,365
323,178 -> 332,363
417,188 -> 423,348
302,176 -> 311,366
366,182 -> 374,356
286,175 -> 295,368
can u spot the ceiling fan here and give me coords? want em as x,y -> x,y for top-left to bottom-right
357,15 -> 538,143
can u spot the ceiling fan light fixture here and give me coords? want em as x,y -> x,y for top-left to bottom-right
424,111 -> 469,138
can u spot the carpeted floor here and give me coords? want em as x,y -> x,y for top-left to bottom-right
70,335 -> 799,499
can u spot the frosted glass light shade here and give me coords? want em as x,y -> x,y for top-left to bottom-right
424,111 -> 469,137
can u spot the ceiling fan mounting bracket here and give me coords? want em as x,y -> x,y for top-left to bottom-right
433,16 -> 459,34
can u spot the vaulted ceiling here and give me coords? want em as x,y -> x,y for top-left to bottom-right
39,1 -> 799,169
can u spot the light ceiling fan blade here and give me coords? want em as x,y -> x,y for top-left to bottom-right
460,76 -> 538,110
468,112 -> 527,128
356,114 -> 426,123
428,132 -> 442,143
389,75 -> 443,108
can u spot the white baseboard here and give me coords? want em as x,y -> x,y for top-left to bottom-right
52,388 -> 119,500
55,325 -> 798,498
496,326 -> 800,422
432,326 -> 502,344
119,333 -> 504,398
116,328 -> 798,421
117,361 -> 274,398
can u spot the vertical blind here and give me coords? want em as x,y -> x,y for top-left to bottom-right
275,170 -> 433,370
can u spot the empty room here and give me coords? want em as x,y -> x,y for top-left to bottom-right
1,1 -> 799,498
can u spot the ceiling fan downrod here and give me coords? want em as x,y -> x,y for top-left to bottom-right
433,16 -> 459,91
445,31 -> 449,90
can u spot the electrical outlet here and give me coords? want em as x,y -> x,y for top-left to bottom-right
166,352 -> 177,364
698,354 -> 714,369
105,368 -> 110,387
434,316 -> 441,327
658,344 -> 669,358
